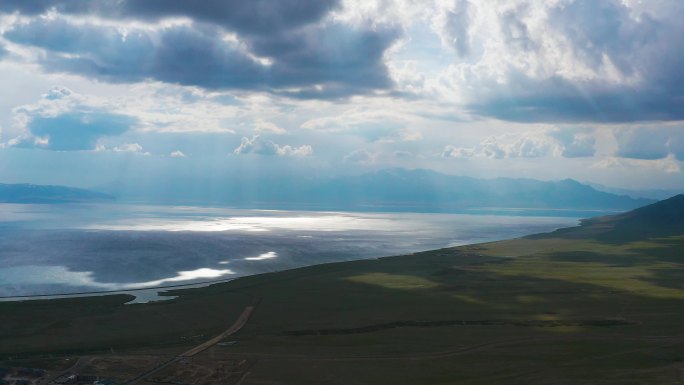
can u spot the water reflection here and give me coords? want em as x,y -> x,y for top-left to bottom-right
0,203 -> 581,302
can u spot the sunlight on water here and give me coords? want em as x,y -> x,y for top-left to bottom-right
0,265 -> 235,292
120,268 -> 235,289
0,203 -> 581,302
244,251 -> 278,261
87,214 -> 415,232
0,266 -> 113,289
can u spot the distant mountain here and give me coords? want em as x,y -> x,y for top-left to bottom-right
300,169 -> 653,212
113,168 -> 653,213
0,183 -> 113,203
531,194 -> 684,241
587,182 -> 683,200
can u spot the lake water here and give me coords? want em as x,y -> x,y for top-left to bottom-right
0,203 -> 582,302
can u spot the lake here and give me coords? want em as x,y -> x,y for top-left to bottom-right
0,203 -> 582,301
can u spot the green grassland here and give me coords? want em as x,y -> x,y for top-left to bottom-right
1,197 -> 684,384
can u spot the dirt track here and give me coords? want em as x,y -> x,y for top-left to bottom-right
124,305 -> 255,384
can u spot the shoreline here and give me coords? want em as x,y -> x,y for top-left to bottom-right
0,276 -> 238,304
0,211 -> 584,304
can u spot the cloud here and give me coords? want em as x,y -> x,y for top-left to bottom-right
443,133 -> 554,160
20,112 -> 134,151
113,143 -> 146,153
0,0 -> 340,36
485,135 -> 553,159
435,0 -> 684,122
441,145 -> 475,159
547,127 -> 596,158
614,127 -> 684,161
592,154 -> 681,174
394,150 -> 414,159
278,144 -> 314,157
126,1 -> 340,35
344,149 -> 375,164
433,0 -> 473,57
253,119 -> 286,134
5,20 -> 267,87
301,113 -> 418,142
44,86 -> 74,101
0,2 -> 96,15
169,150 -> 186,158
3,13 -> 400,99
442,128 -> 597,160
248,23 -> 401,97
8,87 -> 136,151
670,134 -> 684,161
233,135 -> 312,157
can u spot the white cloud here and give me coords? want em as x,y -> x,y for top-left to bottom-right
301,110 -> 423,143
253,118 -> 286,134
441,145 -> 474,159
233,135 -> 313,157
169,150 -> 187,157
394,150 -> 414,159
592,154 -> 681,174
442,127 -> 598,160
548,127 -> 596,158
433,0 -> 473,58
443,132 -> 555,159
344,148 -> 375,164
113,143 -> 144,153
277,144 -> 314,157
94,142 -> 150,155
424,0 -> 684,122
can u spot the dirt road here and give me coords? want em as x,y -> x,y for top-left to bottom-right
125,305 -> 255,385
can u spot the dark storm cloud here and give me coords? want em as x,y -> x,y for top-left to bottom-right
5,18 -> 159,83
4,14 -> 399,98
252,24 -> 399,89
24,111 -> 136,151
0,0 -> 96,15
0,0 -> 340,35
469,72 -> 684,123
119,0 -> 340,35
4,20 -> 269,86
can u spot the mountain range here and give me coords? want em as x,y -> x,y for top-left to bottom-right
0,183 -> 112,203
4,168 -> 655,212
111,168 -> 653,213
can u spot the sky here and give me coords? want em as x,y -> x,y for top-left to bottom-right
0,0 -> 683,194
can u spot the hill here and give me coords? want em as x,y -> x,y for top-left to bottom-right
532,194 -> 684,241
0,183 -> 113,203
587,182 -> 683,200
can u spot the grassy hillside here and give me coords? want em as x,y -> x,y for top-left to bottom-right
1,196 -> 683,384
